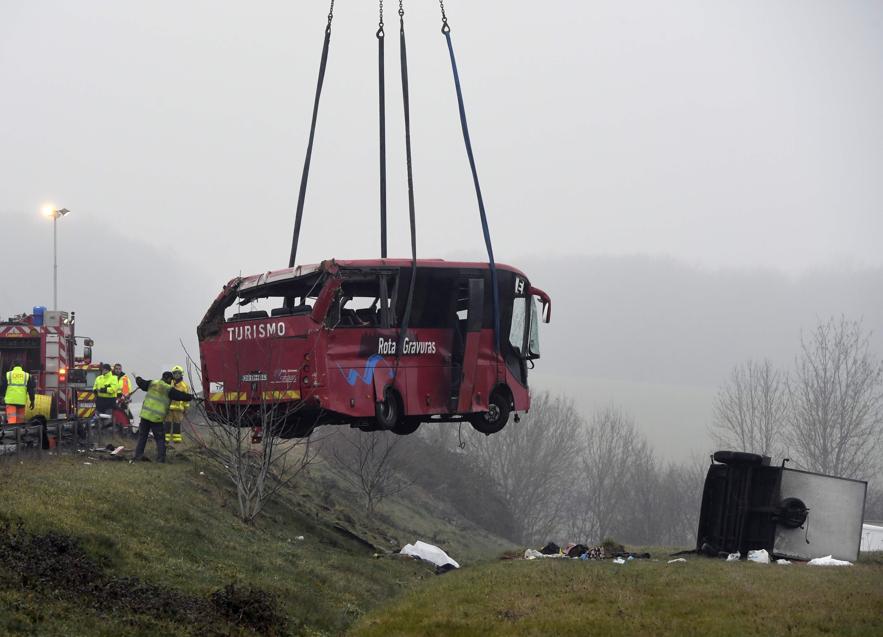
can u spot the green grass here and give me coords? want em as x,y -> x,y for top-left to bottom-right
349,554 -> 883,637
0,444 -> 510,636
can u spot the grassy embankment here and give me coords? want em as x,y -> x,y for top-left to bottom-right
0,441 -> 510,636
349,553 -> 883,637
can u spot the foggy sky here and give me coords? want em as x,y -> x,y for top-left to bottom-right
2,1 -> 882,458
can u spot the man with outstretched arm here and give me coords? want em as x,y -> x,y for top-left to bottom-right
132,371 -> 197,463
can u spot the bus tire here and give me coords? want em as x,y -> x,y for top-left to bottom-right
392,418 -> 421,436
469,389 -> 511,435
375,387 -> 401,430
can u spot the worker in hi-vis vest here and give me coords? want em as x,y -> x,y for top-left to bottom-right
2,364 -> 36,425
165,365 -> 189,445
132,371 -> 195,463
93,363 -> 120,420
113,362 -> 131,397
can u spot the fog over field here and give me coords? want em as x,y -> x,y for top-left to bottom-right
2,0 -> 882,460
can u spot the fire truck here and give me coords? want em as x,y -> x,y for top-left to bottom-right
0,306 -> 104,426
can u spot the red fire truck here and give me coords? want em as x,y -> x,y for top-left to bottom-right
0,307 -> 121,426
198,259 -> 551,437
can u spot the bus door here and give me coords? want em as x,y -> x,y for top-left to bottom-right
453,277 -> 484,413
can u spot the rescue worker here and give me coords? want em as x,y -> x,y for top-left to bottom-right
112,362 -> 133,432
112,363 -> 131,397
93,363 -> 120,421
1,364 -> 36,425
165,365 -> 188,446
132,371 -> 195,463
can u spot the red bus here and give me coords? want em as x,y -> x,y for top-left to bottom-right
197,259 -> 551,437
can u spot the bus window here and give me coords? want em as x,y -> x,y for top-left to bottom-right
527,296 -> 541,359
328,273 -> 396,328
508,297 -> 527,356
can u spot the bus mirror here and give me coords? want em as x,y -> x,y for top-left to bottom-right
83,346 -> 92,363
84,338 -> 94,347
529,286 -> 551,323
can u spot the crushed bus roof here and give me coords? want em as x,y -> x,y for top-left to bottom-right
236,259 -> 529,293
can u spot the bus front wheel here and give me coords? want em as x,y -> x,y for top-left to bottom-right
375,387 -> 401,430
469,390 -> 511,435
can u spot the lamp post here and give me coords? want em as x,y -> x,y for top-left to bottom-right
42,205 -> 71,310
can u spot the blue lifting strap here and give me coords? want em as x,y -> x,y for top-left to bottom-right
443,28 -> 502,355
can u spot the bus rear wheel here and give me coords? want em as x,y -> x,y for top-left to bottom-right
375,387 -> 401,430
469,390 -> 511,435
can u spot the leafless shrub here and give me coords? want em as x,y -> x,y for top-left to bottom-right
183,350 -> 321,524
786,317 -> 883,479
710,359 -> 788,457
464,391 -> 582,544
324,428 -> 412,515
568,405 -> 648,543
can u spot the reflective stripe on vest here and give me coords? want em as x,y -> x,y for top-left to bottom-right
4,368 -> 29,406
169,380 -> 189,411
141,380 -> 172,423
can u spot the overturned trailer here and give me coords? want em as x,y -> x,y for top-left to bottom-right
697,451 -> 867,562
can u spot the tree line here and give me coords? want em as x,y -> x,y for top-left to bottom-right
186,315 -> 881,547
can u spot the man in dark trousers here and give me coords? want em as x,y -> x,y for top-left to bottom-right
132,371 -> 196,463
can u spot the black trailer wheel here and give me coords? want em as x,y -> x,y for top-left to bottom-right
469,390 -> 511,435
713,450 -> 765,466
375,387 -> 401,430
392,417 -> 421,436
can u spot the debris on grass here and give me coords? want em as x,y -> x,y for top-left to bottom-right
400,541 -> 459,570
747,549 -> 770,564
807,555 -> 853,567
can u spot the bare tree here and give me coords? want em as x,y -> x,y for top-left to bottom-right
465,391 -> 582,544
569,405 -> 647,543
786,317 -> 883,479
324,428 -> 411,515
183,353 -> 320,524
710,359 -> 788,457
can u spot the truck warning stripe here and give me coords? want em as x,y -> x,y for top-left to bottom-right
209,392 -> 248,402
207,391 -> 301,402
261,390 -> 301,401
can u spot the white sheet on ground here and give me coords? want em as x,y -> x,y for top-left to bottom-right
807,555 -> 853,567
726,552 -> 741,562
401,541 -> 460,568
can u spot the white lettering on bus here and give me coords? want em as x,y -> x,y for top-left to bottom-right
226,322 -> 287,341
377,337 -> 436,356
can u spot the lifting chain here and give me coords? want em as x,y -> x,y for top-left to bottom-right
326,0 -> 335,32
377,0 -> 384,38
438,0 -> 450,33
398,0 -> 405,20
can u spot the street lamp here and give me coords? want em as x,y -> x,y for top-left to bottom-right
42,205 -> 71,310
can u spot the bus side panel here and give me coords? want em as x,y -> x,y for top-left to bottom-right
399,329 -> 453,416
323,328 -> 381,419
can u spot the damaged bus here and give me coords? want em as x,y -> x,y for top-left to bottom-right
197,259 -> 550,438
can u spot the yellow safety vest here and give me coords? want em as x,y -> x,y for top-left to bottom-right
169,379 -> 189,411
141,380 -> 173,423
94,372 -> 119,399
5,367 -> 29,406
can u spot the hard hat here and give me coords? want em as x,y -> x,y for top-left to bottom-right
172,365 -> 184,373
